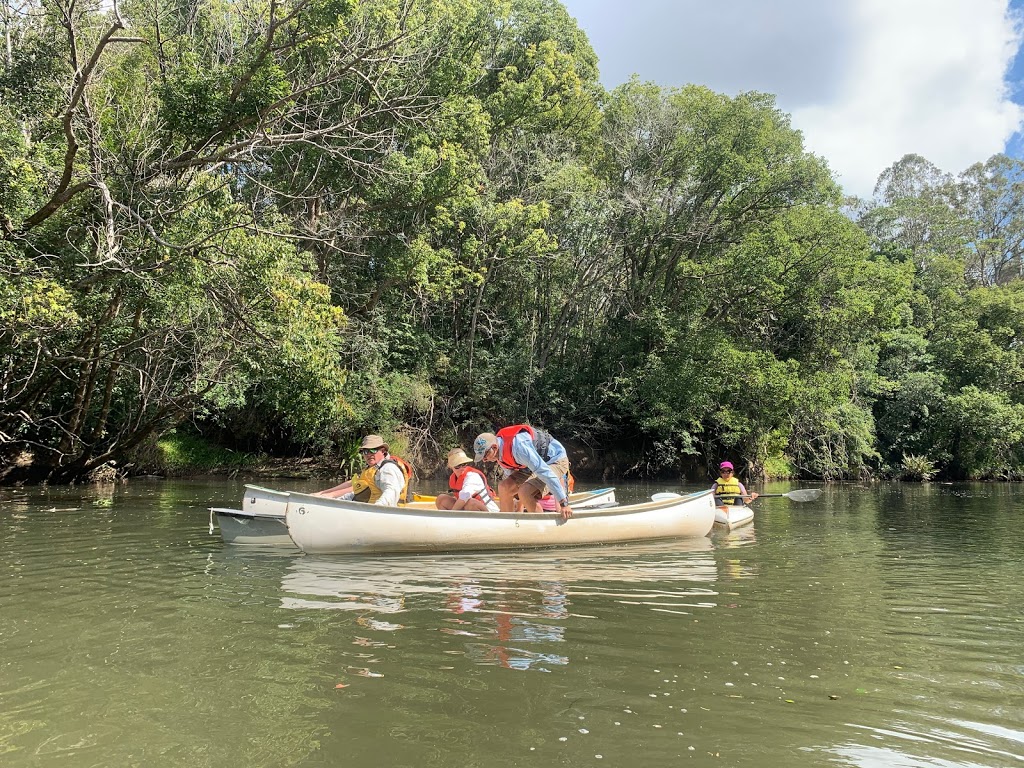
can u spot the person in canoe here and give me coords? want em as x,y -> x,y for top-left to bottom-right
316,434 -> 412,505
473,425 -> 574,520
434,447 -> 499,513
711,461 -> 758,506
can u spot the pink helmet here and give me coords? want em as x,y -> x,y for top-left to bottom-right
719,461 -> 734,470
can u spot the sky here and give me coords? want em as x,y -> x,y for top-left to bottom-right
560,0 -> 1024,200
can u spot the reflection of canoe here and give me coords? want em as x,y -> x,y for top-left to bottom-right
285,489 -> 716,554
714,504 -> 753,531
278,538 -> 717,610
217,484 -> 619,546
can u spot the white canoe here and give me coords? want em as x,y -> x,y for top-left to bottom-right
714,504 -> 754,531
243,484 -> 290,516
285,489 -> 716,554
572,486 -> 617,508
220,484 -> 619,546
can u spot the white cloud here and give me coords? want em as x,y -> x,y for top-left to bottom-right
793,0 -> 1024,198
561,0 -> 1024,199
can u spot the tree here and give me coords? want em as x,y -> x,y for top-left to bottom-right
0,0 -> 462,479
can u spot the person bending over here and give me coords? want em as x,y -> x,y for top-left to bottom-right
473,425 -> 573,520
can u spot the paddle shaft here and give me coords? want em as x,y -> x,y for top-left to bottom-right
755,489 -> 822,502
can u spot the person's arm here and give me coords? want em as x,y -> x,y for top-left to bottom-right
511,433 -> 573,519
741,482 -> 758,502
452,473 -> 484,510
373,462 -> 405,506
511,434 -> 568,504
316,479 -> 353,498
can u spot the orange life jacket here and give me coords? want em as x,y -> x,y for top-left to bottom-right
449,465 -> 496,506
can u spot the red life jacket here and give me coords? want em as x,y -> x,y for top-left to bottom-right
496,424 -> 535,471
449,465 -> 496,506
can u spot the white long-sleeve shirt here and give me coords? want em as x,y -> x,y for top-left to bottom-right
456,470 -> 499,513
341,459 -> 406,506
372,460 -> 406,506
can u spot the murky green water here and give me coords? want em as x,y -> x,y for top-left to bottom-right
1,478 -> 1022,767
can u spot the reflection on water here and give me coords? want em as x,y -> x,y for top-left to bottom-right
279,540 -> 716,604
831,714 -> 1024,767
278,541 -> 718,673
2,480 -> 1024,767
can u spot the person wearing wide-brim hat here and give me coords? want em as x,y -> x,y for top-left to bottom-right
710,460 -> 758,506
316,435 -> 412,506
434,447 -> 499,513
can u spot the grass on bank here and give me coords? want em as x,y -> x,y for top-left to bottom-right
155,431 -> 258,473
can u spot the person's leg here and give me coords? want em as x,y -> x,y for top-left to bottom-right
497,475 -> 519,512
499,470 -> 530,512
434,493 -> 456,510
521,457 -> 571,513
518,476 -> 544,512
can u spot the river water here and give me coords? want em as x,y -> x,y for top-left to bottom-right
1,478 -> 1022,767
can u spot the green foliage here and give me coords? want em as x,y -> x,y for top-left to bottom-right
0,115 -> 40,222
158,52 -> 292,145
3,0 -> 1024,485
156,431 -> 256,471
860,157 -> 1024,480
763,454 -> 796,480
0,260 -> 82,342
788,382 -> 878,480
939,387 -> 1024,479
900,454 -> 936,481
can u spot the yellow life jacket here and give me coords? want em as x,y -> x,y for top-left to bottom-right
351,455 -> 413,504
713,476 -> 743,505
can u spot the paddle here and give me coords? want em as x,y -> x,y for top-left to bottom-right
652,489 -> 822,503
754,489 -> 822,502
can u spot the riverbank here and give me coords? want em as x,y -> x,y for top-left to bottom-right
136,442 -> 760,486
2,432 -> 796,486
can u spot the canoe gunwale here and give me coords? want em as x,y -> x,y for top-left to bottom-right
286,488 -> 711,521
240,484 -> 617,514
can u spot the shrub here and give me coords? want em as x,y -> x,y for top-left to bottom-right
900,453 -> 936,481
